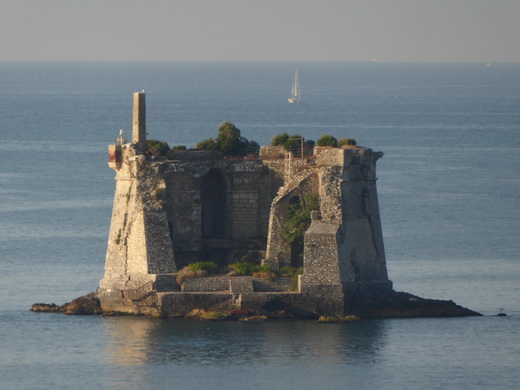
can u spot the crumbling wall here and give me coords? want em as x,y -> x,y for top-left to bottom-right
264,170 -> 320,268
263,147 -> 393,304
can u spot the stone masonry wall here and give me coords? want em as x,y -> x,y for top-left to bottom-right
100,125 -> 392,314
231,191 -> 259,238
303,221 -> 341,285
160,159 -> 281,260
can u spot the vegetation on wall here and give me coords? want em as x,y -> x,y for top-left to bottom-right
271,133 -> 291,147
176,262 -> 219,284
146,130 -> 355,161
146,139 -> 170,157
229,262 -> 272,276
271,133 -> 315,153
281,194 -> 320,245
195,138 -> 218,151
173,260 -> 303,287
316,134 -> 338,147
279,266 -> 304,279
166,145 -> 187,159
338,138 -> 357,146
188,261 -> 219,273
272,133 -> 356,151
197,122 -> 260,157
145,122 -> 261,159
316,135 -> 357,148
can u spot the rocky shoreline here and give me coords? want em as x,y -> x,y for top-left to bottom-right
353,291 -> 482,318
31,290 -> 481,319
31,292 -> 102,315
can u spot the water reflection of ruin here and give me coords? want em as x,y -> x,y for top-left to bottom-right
103,317 -> 387,367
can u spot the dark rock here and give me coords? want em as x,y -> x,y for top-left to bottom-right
60,292 -> 102,315
30,292 -> 102,315
31,303 -> 61,313
355,291 -> 482,318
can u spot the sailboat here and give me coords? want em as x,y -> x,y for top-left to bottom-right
288,69 -> 302,103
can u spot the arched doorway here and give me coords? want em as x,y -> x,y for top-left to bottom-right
201,169 -> 228,239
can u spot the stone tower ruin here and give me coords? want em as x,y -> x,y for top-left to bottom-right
98,92 -> 393,317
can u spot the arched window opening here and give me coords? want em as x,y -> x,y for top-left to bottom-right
201,169 -> 228,239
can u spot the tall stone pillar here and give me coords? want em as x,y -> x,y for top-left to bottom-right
132,91 -> 146,151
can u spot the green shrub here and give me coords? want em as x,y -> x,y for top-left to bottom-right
197,122 -> 258,157
146,139 -> 170,156
278,266 -> 303,279
166,148 -> 183,159
271,133 -> 309,155
281,194 -> 320,245
305,139 -> 315,148
246,140 -> 260,156
316,134 -> 338,147
229,262 -> 257,276
216,122 -> 242,156
230,262 -> 274,278
256,264 -> 273,273
338,138 -> 357,147
188,261 -> 218,273
196,138 -> 218,151
176,266 -> 206,284
284,135 -> 303,154
271,133 -> 289,146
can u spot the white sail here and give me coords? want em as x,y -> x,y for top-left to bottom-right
288,69 -> 301,103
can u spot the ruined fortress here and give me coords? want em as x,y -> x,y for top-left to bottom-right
95,92 -> 477,319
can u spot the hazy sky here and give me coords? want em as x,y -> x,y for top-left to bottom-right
2,0 -> 519,62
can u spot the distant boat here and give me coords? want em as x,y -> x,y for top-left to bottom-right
288,69 -> 302,103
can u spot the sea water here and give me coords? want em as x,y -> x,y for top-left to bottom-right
0,62 -> 519,389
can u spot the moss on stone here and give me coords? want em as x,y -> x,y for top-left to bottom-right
185,309 -> 231,321
317,315 -> 361,323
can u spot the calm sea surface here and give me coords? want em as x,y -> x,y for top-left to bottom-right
0,62 -> 519,389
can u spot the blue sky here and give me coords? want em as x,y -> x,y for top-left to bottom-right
1,0 -> 519,62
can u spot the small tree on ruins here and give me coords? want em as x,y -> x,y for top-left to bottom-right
197,122 -> 258,157
316,134 -> 338,147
